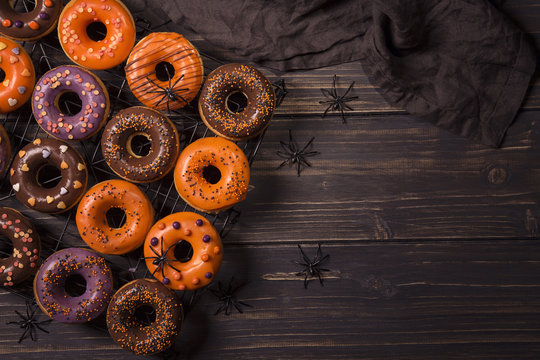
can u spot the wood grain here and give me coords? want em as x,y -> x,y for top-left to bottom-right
2,241 -> 540,359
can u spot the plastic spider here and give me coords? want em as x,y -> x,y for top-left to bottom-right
277,129 -> 320,176
144,236 -> 183,285
208,277 -> 252,315
6,301 -> 53,343
319,74 -> 358,123
295,243 -> 330,288
272,79 -> 288,108
146,69 -> 190,113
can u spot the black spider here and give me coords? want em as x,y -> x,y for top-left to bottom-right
295,243 -> 330,288
319,74 -> 358,123
272,79 -> 288,108
208,277 -> 252,315
144,236 -> 183,285
277,129 -> 320,176
146,68 -> 190,113
6,300 -> 53,343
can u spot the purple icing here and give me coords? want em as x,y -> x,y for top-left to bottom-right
14,20 -> 23,28
34,248 -> 113,324
150,237 -> 159,246
39,12 -> 49,20
205,272 -> 213,279
203,234 -> 211,243
31,65 -> 108,141
196,219 -> 203,226
172,221 -> 180,229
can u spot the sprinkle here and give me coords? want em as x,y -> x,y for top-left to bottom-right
60,161 -> 69,169
150,237 -> 158,246
17,86 -> 26,94
11,47 -> 19,55
21,69 -> 31,77
27,198 -> 35,206
196,219 -> 203,226
2,20 -> 11,28
9,56 -> 18,64
8,98 -> 17,107
203,235 -> 211,243
42,149 -> 50,158
60,187 -> 68,195
172,221 -> 180,229
59,145 -> 68,153
0,42 -> 6,50
57,201 -> 66,209
18,150 -> 25,158
77,163 -> 85,171
205,272 -> 213,279
21,163 -> 29,172
46,196 -> 54,204
73,180 -> 83,189
12,183 -> 19,192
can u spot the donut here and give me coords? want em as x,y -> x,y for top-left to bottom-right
107,279 -> 182,355
58,0 -> 136,70
76,179 -> 154,255
0,0 -> 62,41
174,137 -> 250,213
10,138 -> 88,214
125,32 -> 204,112
0,208 -> 40,287
0,124 -> 11,176
0,36 -> 35,113
144,212 -> 222,291
32,65 -> 110,141
101,106 -> 180,183
33,248 -> 114,323
198,63 -> 276,140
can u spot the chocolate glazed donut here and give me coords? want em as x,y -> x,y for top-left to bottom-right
0,207 -> 40,286
10,138 -> 88,213
198,63 -> 276,141
107,279 -> 183,355
101,106 -> 180,183
0,0 -> 62,41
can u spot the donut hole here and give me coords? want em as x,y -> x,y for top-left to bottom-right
65,274 -> 87,297
202,165 -> 221,184
174,240 -> 193,263
11,0 -> 36,13
106,207 -> 127,229
0,236 -> 14,259
57,91 -> 83,116
226,91 -> 248,113
86,21 -> 108,42
0,68 -> 6,84
134,305 -> 156,326
36,165 -> 62,189
127,133 -> 152,158
155,62 -> 175,82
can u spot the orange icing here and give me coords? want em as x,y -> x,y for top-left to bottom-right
0,36 -> 35,113
58,0 -> 136,70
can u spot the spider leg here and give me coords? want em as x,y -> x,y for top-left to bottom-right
320,88 -> 335,100
165,262 -> 183,273
299,137 -> 316,154
317,271 -> 324,286
162,241 -> 178,257
297,245 -> 312,264
276,159 -> 290,169
149,246 -> 161,257
232,301 -> 244,314
340,107 -> 346,123
237,300 -> 252,308
342,81 -> 355,97
296,159 -> 301,176
146,76 -> 168,91
322,104 -> 333,118
18,327 -> 29,343
151,264 -> 162,277
304,273 -> 309,288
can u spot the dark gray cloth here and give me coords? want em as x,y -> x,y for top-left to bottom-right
149,0 -> 536,147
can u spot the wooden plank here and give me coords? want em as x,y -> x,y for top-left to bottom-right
231,110 -> 540,243
1,241 -> 540,359
162,0 -> 540,116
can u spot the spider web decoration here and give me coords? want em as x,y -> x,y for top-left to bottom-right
208,277 -> 252,315
295,243 -> 330,288
319,74 -> 358,123
277,129 -> 320,176
6,300 -> 53,343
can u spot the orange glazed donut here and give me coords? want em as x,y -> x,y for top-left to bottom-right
76,179 -> 154,255
58,0 -> 136,70
144,212 -> 222,291
0,36 -> 35,113
174,137 -> 250,213
125,32 -> 203,112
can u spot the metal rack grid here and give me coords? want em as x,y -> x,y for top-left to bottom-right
0,0 -> 282,310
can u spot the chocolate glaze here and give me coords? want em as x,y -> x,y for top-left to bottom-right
0,207 -> 40,286
198,63 -> 275,140
34,247 -> 113,323
107,279 -> 182,355
101,106 -> 180,183
10,138 -> 88,214
0,124 -> 11,176
0,0 -> 62,41
32,65 -> 109,141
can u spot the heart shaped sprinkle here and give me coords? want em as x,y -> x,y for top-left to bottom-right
60,161 -> 69,169
8,98 -> 17,107
20,163 -> 29,172
59,145 -> 68,153
11,47 -> 19,55
17,86 -> 26,94
60,187 -> 68,195
42,149 -> 50,158
46,196 -> 54,204
12,183 -> 19,192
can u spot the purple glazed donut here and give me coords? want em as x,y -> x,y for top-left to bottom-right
31,65 -> 110,141
33,247 -> 114,323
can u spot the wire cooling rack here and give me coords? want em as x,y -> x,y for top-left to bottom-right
0,0 -> 283,314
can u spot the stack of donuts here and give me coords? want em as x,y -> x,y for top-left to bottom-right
0,0 -> 276,356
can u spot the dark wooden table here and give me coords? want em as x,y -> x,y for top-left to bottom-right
2,1 -> 540,359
